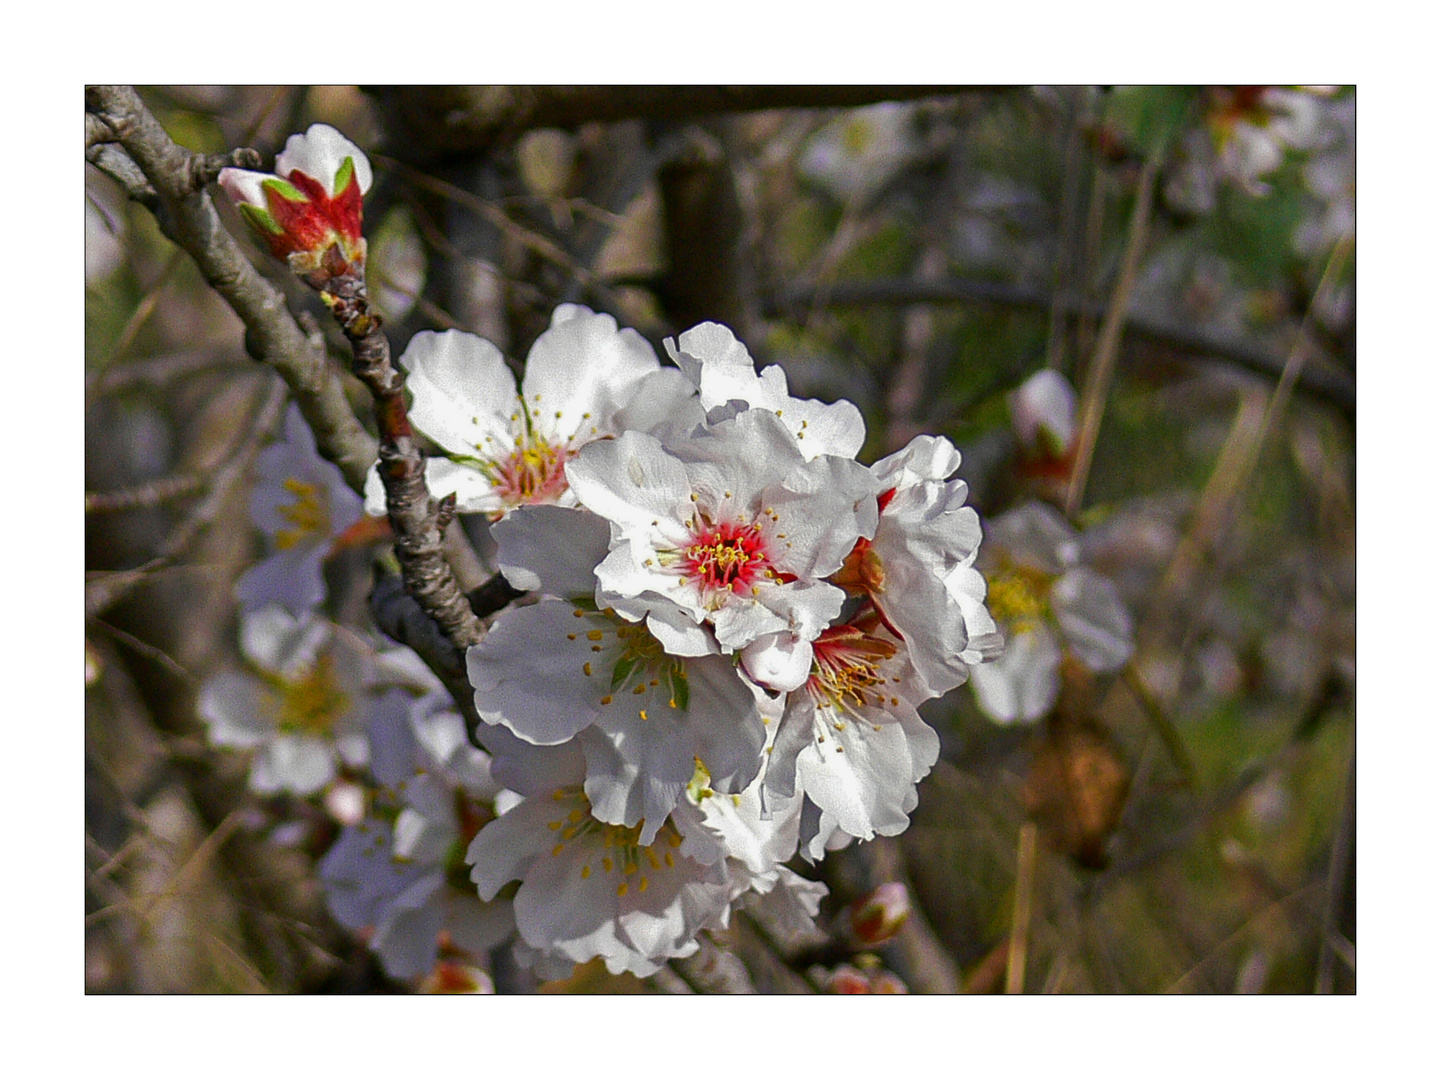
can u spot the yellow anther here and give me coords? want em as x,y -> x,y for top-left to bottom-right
617,881 -> 629,897
587,629 -> 604,641
551,843 -> 565,857
633,684 -> 646,695
567,633 -> 577,641
646,849 -> 660,869
639,877 -> 649,892
581,865 -> 591,879
573,609 -> 585,618
569,809 -> 585,823
601,695 -> 613,705
583,662 -> 592,676
664,851 -> 675,867
668,833 -> 681,848
548,820 -> 562,831
639,709 -> 648,720
592,645 -> 602,653
602,857 -> 614,873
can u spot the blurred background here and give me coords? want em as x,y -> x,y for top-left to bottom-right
84,85 -> 1355,993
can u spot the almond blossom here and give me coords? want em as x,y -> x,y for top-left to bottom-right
968,500 -> 1134,723
362,306 -> 679,519
197,606 -> 409,795
236,404 -> 364,616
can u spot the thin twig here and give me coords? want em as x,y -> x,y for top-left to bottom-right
1315,742 -> 1356,994
1005,821 -> 1039,994
1121,662 -> 1197,787
84,376 -> 286,618
85,471 -> 206,513
1064,154 -> 1160,517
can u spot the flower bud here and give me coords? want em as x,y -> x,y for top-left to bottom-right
847,881 -> 911,945
1010,369 -> 1077,462
419,960 -> 494,994
218,124 -> 371,289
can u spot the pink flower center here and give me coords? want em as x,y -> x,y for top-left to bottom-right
808,626 -> 897,709
493,435 -> 574,509
681,520 -> 770,595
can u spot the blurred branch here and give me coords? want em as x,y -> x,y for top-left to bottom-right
1005,821 -> 1039,994
1066,155 -> 1160,516
372,86 -> 995,160
86,348 -> 246,396
654,127 -> 751,337
765,278 -> 1356,415
1315,742 -> 1355,994
84,85 -> 379,491
84,375 -> 287,618
86,472 -> 205,514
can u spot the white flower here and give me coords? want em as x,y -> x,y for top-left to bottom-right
968,501 -> 1134,724
197,607 -> 403,794
236,404 -> 364,615
466,784 -> 731,978
467,597 -> 767,843
664,321 -> 867,461
319,696 -> 514,980
363,306 -> 671,519
564,407 -> 878,668
319,813 -> 515,981
767,625 -> 940,843
835,434 -> 1001,697
797,102 -> 920,203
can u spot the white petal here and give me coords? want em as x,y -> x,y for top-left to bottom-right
399,330 -> 518,458
1052,567 -> 1134,672
492,504 -> 610,597
275,123 -> 372,196
519,305 -> 659,444
217,167 -> 270,209
969,626 -> 1061,723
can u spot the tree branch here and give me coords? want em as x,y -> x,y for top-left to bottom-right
371,86 -> 999,161
765,277 -> 1356,415
84,85 -> 379,492
323,278 -> 485,651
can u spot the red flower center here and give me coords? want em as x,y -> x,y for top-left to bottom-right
681,520 -> 770,595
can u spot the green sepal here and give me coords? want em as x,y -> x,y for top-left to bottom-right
334,155 -> 356,194
610,653 -> 639,690
261,176 -> 310,203
238,201 -> 285,236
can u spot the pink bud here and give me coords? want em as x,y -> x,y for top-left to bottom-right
848,881 -> 911,945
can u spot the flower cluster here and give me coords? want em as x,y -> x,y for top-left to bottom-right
449,317 -> 1001,975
